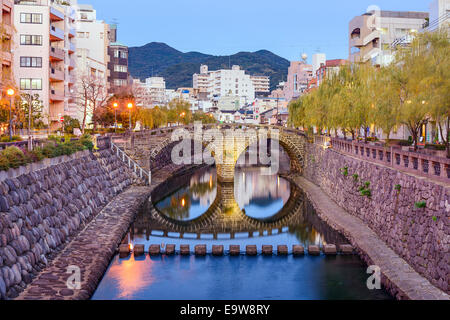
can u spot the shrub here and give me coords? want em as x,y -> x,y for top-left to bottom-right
340,166 -> 349,177
79,135 -> 94,151
0,154 -> 9,171
352,174 -> 359,181
1,146 -> 28,168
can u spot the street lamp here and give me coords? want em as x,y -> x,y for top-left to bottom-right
113,102 -> 119,132
6,88 -> 15,140
127,102 -> 133,130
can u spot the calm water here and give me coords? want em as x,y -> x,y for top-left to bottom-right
93,154 -> 392,300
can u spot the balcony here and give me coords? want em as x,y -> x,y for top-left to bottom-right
68,74 -> 76,84
68,42 -> 75,54
68,28 -> 76,38
68,58 -> 75,70
50,25 -> 64,41
50,7 -> 64,22
0,51 -> 12,65
50,67 -> 65,82
50,47 -> 64,61
50,89 -> 65,102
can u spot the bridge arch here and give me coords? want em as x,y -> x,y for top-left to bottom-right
148,126 -> 306,182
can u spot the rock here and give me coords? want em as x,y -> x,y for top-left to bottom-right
339,244 -> 354,254
323,244 -> 337,255
180,245 -> 190,255
0,276 -> 6,299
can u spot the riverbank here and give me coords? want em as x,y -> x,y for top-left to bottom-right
289,175 -> 449,300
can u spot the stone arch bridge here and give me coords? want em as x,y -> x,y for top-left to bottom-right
112,124 -> 307,183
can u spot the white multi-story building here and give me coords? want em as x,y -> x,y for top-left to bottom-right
13,0 -> 77,130
145,77 -> 166,106
250,75 -> 270,94
427,0 -> 450,31
70,3 -> 109,121
193,64 -> 256,106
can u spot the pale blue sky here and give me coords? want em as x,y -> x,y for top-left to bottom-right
87,0 -> 431,61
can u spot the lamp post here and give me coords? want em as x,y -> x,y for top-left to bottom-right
127,102 -> 133,131
113,102 -> 118,133
6,88 -> 15,141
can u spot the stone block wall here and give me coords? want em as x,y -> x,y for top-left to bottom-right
303,143 -> 449,293
0,149 -> 134,299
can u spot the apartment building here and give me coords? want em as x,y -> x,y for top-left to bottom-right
13,0 -> 76,129
107,24 -> 129,94
283,61 -> 313,102
193,64 -> 255,106
427,0 -> 450,31
0,0 -> 13,91
70,3 -> 109,121
250,75 -> 270,95
349,10 -> 428,66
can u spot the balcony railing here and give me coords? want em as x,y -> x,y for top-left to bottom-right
50,7 -> 64,21
49,67 -> 64,81
68,42 -> 75,53
329,137 -> 450,183
50,89 -> 65,101
50,25 -> 64,41
50,47 -> 64,61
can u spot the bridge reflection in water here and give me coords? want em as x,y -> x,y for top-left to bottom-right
128,166 -> 349,248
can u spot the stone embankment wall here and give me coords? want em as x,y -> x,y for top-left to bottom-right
0,149 -> 134,299
303,143 -> 449,293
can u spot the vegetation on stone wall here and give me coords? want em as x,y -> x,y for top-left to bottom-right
0,135 -> 93,171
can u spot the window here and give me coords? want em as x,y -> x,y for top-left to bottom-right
114,65 -> 127,73
20,78 -> 42,90
77,32 -> 85,38
114,79 -> 127,86
114,50 -> 128,59
20,35 -> 43,46
20,13 -> 43,24
20,57 -> 42,68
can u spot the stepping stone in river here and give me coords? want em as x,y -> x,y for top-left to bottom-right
262,245 -> 273,256
195,245 -> 207,256
180,245 -> 190,255
246,245 -> 257,256
323,244 -> 337,255
277,245 -> 288,256
149,245 -> 160,256
292,245 -> 305,256
229,245 -> 240,256
212,245 -> 224,256
165,244 -> 175,255
133,244 -> 145,256
339,244 -> 354,255
308,245 -> 320,256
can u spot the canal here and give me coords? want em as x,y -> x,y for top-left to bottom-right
92,150 -> 392,300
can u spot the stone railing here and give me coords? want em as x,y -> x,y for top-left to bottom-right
110,141 -> 151,185
330,137 -> 450,183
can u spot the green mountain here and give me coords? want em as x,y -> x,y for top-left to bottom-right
128,42 -> 289,91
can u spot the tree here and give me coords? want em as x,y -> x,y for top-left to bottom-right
76,73 -> 109,133
19,92 -> 43,134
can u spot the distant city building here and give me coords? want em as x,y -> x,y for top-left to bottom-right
316,59 -> 347,86
283,60 -> 313,102
349,9 -> 428,66
144,77 -> 167,106
312,53 -> 326,75
250,75 -> 270,95
0,0 -> 13,92
13,0 -> 77,129
193,64 -> 257,106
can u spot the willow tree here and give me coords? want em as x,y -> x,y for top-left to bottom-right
371,65 -> 400,143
